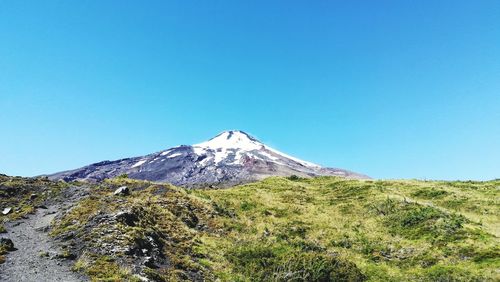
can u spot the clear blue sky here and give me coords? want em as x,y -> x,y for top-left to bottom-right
1,1 -> 499,180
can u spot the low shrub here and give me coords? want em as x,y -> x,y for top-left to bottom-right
375,199 -> 467,241
411,188 -> 449,199
226,242 -> 365,281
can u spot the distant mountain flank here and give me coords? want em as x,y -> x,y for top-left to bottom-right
48,130 -> 368,187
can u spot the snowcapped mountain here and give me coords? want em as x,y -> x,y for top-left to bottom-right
48,130 -> 368,187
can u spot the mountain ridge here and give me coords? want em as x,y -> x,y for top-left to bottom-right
48,130 -> 368,187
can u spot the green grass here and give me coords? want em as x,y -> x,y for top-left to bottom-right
0,175 -> 69,221
226,241 -> 365,281
47,176 -> 499,281
194,177 -> 500,281
73,254 -> 138,282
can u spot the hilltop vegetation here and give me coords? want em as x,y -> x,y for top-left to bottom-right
1,174 -> 499,281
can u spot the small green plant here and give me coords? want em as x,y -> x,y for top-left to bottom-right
240,200 -> 257,211
79,255 -> 134,281
39,251 -> 50,258
57,249 -> 76,260
421,265 -> 483,281
331,234 -> 353,249
411,188 -> 449,199
287,175 -> 302,181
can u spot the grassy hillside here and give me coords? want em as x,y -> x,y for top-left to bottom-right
2,175 -> 498,281
194,177 -> 499,281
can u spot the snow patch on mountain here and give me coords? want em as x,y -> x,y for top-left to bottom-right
131,160 -> 147,168
160,150 -> 173,156
264,146 -> 319,168
167,153 -> 182,159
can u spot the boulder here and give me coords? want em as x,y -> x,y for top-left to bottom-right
114,186 -> 129,196
0,237 -> 15,251
115,211 -> 139,226
2,207 -> 12,215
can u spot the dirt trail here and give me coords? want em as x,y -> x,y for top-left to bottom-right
0,185 -> 89,282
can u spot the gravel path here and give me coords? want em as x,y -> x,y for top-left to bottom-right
0,186 -> 89,281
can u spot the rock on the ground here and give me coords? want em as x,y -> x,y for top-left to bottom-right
113,186 -> 129,196
0,237 -> 15,251
114,211 -> 138,226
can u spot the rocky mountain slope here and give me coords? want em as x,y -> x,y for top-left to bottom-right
48,130 -> 368,187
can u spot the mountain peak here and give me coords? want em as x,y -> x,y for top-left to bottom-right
193,130 -> 321,168
194,130 -> 262,150
213,130 -> 259,142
